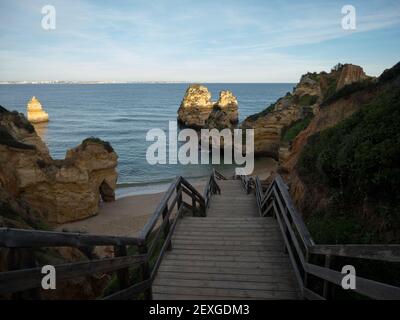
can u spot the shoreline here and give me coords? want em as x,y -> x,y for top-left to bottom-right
58,158 -> 277,237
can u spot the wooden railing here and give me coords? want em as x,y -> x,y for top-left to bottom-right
238,174 -> 252,194
0,172 -> 220,300
254,174 -> 400,300
203,169 -> 221,209
213,169 -> 227,181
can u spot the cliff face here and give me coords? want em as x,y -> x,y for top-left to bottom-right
26,96 -> 49,123
281,62 -> 400,243
0,107 -> 118,224
178,85 -> 238,129
242,64 -> 368,159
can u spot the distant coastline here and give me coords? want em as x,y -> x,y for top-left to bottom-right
0,81 -> 295,85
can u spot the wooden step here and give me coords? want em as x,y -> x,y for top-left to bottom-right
152,285 -> 300,300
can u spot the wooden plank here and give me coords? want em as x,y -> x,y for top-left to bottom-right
272,202 -> 304,293
139,176 -> 181,241
153,293 -> 247,300
170,248 -> 289,258
0,254 -> 146,294
162,253 -> 290,263
305,263 -> 400,300
182,217 -> 270,221
158,264 -> 297,276
152,285 -> 300,299
172,234 -> 281,241
153,278 -> 298,292
150,205 -> 185,280
0,228 -> 140,248
161,259 -> 292,270
104,278 -> 152,300
274,176 -> 315,247
303,287 -> 325,300
172,243 -> 284,251
171,238 -> 281,246
156,271 -> 297,285
309,245 -> 400,262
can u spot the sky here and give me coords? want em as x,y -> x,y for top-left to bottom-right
0,0 -> 399,82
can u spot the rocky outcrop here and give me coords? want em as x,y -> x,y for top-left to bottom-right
242,63 -> 368,159
178,85 -> 213,128
281,62 -> 399,218
336,64 -> 368,90
27,96 -> 49,123
178,85 -> 239,129
0,107 -> 118,224
214,90 -> 238,124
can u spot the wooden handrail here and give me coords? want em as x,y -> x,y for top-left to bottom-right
139,176 -> 181,242
203,169 -> 221,209
237,174 -> 252,194
0,254 -> 146,294
213,169 -> 227,180
254,174 -> 400,300
0,172 -> 221,300
0,228 -> 141,248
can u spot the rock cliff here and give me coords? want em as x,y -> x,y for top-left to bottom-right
0,107 -> 118,224
242,64 -> 368,159
178,85 -> 238,129
27,96 -> 49,123
279,62 -> 400,243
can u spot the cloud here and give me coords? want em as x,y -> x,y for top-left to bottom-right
0,0 -> 399,81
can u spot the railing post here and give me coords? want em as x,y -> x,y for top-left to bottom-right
162,205 -> 172,251
138,242 -> 152,300
322,255 -> 331,299
8,248 -> 41,299
303,251 -> 310,299
176,184 -> 182,210
114,245 -> 130,289
192,196 -> 196,214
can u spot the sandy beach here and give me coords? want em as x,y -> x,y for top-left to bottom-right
58,158 -> 277,237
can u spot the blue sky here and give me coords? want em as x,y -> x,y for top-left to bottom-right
0,0 -> 399,82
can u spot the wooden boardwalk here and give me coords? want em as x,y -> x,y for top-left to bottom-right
153,180 -> 300,300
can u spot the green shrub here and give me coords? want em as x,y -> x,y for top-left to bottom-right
297,94 -> 318,106
298,87 -> 400,243
282,115 -> 313,144
321,79 -> 375,106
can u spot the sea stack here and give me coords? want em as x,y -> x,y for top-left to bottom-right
177,84 -> 214,128
177,85 -> 239,129
27,96 -> 49,123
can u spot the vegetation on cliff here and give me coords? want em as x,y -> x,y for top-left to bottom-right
297,85 -> 400,243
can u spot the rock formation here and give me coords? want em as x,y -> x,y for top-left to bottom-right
336,63 -> 368,90
27,96 -> 49,123
178,85 -> 213,128
281,63 -> 398,213
241,63 -> 368,159
178,85 -> 239,129
214,90 -> 239,124
0,106 -> 118,224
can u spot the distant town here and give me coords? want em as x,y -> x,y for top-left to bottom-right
0,80 -> 191,85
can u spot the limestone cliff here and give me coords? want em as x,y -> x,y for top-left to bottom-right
27,96 -> 49,123
242,64 -> 368,159
280,62 -> 400,242
178,85 -> 239,129
0,107 -> 118,224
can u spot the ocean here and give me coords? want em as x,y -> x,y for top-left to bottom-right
0,83 -> 293,196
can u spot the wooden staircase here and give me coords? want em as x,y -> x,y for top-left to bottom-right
152,179 -> 300,299
1,171 -> 399,300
